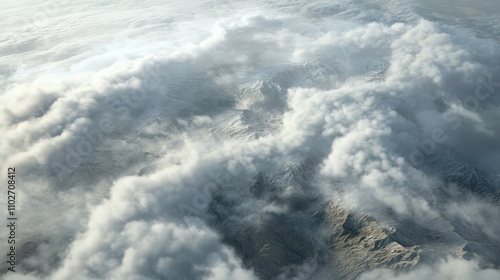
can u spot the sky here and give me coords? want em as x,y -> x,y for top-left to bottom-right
1,1 -> 500,279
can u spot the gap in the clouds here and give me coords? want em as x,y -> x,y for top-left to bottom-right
205,159 -> 330,279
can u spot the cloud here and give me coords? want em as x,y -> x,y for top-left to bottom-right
360,258 -> 500,280
1,0 -> 500,279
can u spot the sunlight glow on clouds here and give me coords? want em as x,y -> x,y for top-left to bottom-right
1,0 -> 499,279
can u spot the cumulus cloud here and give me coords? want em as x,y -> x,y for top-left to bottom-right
360,258 -> 500,280
1,0 -> 500,279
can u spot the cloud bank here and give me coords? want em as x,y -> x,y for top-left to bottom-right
1,0 -> 499,279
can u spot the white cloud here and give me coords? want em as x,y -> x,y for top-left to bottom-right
1,0 -> 500,279
360,258 -> 500,280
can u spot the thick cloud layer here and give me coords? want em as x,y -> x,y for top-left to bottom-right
360,258 -> 500,280
1,0 -> 500,279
